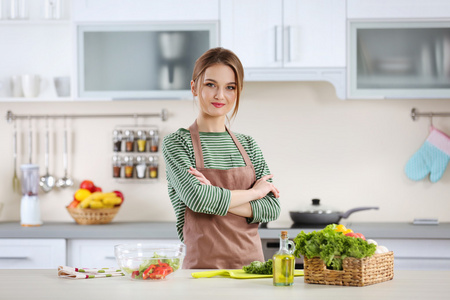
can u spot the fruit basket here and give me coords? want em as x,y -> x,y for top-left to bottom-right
66,206 -> 120,225
303,251 -> 394,287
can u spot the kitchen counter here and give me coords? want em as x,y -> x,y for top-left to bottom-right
0,221 -> 449,239
2,269 -> 450,300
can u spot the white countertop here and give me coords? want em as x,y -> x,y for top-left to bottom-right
2,269 -> 450,300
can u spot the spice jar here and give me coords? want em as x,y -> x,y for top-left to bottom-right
136,130 -> 147,153
123,156 -> 135,178
124,130 -> 135,152
113,130 -> 123,152
148,156 -> 158,179
135,156 -> 147,179
148,130 -> 159,152
112,155 -> 122,178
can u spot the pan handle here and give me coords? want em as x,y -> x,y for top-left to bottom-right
340,207 -> 379,219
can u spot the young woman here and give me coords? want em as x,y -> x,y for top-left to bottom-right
162,47 -> 280,269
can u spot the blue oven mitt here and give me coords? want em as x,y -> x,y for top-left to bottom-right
405,127 -> 450,183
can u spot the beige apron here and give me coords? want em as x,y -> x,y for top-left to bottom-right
182,121 -> 265,269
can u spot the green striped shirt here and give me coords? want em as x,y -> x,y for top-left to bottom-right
162,128 -> 281,242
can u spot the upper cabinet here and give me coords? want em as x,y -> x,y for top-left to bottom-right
348,21 -> 450,99
220,0 -> 347,99
347,0 -> 450,99
347,0 -> 450,20
72,0 -> 219,22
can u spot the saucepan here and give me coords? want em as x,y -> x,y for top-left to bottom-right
289,199 -> 379,225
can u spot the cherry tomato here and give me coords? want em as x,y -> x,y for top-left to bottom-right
345,232 -> 358,238
355,233 -> 366,240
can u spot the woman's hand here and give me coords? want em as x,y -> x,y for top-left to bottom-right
188,167 -> 211,185
251,174 -> 280,199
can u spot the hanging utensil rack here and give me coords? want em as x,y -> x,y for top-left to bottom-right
5,109 -> 168,123
411,108 -> 450,121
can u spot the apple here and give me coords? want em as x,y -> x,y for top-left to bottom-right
80,180 -> 95,193
113,190 -> 124,206
92,186 -> 102,192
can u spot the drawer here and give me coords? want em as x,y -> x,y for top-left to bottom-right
0,239 -> 66,269
68,239 -> 180,268
375,239 -> 450,258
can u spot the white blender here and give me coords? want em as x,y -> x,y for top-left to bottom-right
20,164 -> 42,226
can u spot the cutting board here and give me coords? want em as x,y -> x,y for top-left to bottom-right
192,269 -> 304,279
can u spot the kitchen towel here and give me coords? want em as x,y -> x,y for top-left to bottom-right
58,266 -> 124,279
405,126 -> 450,182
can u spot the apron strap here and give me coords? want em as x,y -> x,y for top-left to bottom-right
226,127 -> 253,167
189,120 -> 253,168
188,121 -> 205,169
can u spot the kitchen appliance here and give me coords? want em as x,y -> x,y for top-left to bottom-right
20,164 -> 42,226
289,199 -> 379,225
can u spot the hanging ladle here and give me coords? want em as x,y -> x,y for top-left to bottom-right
12,119 -> 21,194
56,118 -> 73,188
39,117 -> 55,192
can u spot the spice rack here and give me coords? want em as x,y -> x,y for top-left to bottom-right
112,125 -> 160,183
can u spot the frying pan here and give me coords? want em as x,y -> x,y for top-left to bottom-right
289,199 -> 379,225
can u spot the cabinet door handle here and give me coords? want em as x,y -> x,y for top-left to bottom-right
287,26 -> 292,63
104,256 -> 116,259
274,26 -> 282,62
0,256 -> 28,259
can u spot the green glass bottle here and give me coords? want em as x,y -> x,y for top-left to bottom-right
273,231 -> 295,286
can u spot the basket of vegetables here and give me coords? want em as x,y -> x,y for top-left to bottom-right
294,224 -> 394,287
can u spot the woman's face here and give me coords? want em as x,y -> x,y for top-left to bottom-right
192,63 -> 237,119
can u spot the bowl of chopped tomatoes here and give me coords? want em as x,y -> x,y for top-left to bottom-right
115,243 -> 185,280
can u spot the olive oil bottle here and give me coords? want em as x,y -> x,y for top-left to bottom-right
273,231 -> 295,286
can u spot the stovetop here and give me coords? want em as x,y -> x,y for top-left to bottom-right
259,222 -> 352,229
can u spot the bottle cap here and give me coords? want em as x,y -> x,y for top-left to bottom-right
281,231 -> 288,238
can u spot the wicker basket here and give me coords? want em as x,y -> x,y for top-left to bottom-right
66,206 -> 120,225
303,251 -> 394,287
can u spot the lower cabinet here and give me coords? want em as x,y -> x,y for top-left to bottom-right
67,239 -> 180,268
0,239 -> 66,269
374,239 -> 450,270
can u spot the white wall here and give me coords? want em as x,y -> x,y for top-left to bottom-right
1,81 -> 450,224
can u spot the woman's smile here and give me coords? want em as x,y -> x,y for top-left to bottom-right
211,102 -> 225,108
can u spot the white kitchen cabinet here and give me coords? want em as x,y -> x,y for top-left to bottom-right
348,21 -> 450,99
72,0 -> 219,22
68,239 -> 181,268
221,0 -> 345,68
0,239 -> 66,269
283,0 -> 346,68
347,0 -> 450,19
220,0 -> 347,99
220,0 -> 283,68
0,0 -> 72,101
375,239 -> 450,270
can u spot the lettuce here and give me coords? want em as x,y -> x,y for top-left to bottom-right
242,259 -> 273,274
293,224 -> 376,270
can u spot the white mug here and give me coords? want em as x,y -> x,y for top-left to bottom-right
54,76 -> 70,97
11,75 -> 24,97
22,74 -> 41,98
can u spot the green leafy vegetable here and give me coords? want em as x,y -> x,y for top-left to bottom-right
242,259 -> 273,274
293,224 -> 376,270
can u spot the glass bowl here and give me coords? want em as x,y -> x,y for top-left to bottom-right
114,243 -> 185,281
